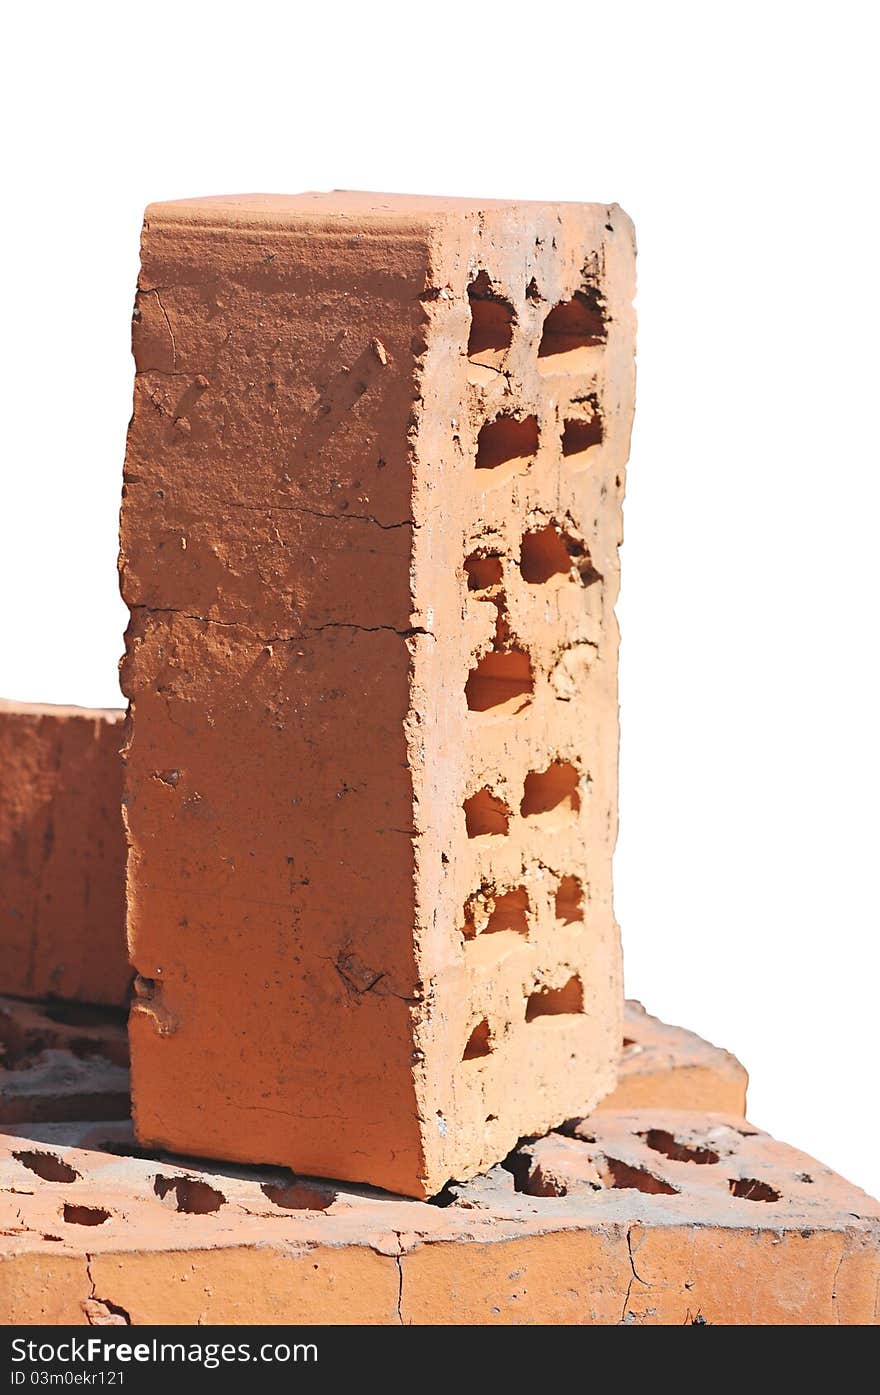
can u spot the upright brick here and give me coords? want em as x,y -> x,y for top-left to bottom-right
0,701 -> 129,1006
119,193 -> 636,1197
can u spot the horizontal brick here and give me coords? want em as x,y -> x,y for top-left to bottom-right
601,999 -> 748,1114
0,701 -> 129,1006
0,1108 -> 875,1324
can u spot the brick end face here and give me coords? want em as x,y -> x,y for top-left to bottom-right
119,195 -> 636,1197
409,204 -> 635,1189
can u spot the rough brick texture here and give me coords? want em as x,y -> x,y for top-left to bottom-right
0,702 -> 129,1006
119,193 -> 636,1196
1,1110 -> 876,1324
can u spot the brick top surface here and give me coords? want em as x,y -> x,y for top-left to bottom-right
145,190 -> 630,235
2,1109 -> 877,1256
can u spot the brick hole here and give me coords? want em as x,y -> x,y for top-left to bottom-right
729,1177 -> 780,1203
640,1129 -> 720,1165
520,525 -> 576,584
260,1180 -> 335,1211
520,760 -> 580,819
519,523 -> 602,590
561,414 -> 604,461
555,875 -> 585,925
525,974 -> 584,1021
463,1018 -> 492,1061
463,788 -> 511,838
63,1204 -> 111,1226
502,1150 -> 569,1198
466,648 -> 533,715
601,1159 -> 678,1195
538,288 -> 606,372
427,1182 -> 459,1208
13,1150 -> 79,1184
486,888 -> 529,935
464,551 -> 504,592
154,1175 -> 225,1214
467,272 -> 514,382
475,414 -> 538,474
462,886 -> 529,939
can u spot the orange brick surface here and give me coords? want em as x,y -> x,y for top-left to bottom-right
0,702 -> 129,1006
1,1108 -> 876,1325
119,193 -> 637,1197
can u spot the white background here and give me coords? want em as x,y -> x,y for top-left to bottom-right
3,4 -> 878,1198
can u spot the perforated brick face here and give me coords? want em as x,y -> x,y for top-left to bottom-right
119,193 -> 636,1197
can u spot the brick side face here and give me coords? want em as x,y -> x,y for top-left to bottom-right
119,193 -> 636,1197
0,702 -> 129,1006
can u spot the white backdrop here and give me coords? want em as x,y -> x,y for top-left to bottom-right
3,3 -> 877,1196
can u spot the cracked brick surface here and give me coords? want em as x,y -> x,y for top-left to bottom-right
1,1109 -> 876,1325
0,702 -> 129,1006
119,192 -> 637,1197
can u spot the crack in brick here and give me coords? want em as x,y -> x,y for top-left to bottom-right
393,1232 -> 404,1324
220,499 -> 417,531
620,1226 -> 649,1324
129,605 -> 433,644
149,290 -> 177,370
83,1256 -> 131,1326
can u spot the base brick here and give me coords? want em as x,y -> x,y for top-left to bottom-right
0,701 -> 130,1006
602,1000 -> 748,1115
0,1108 -> 876,1324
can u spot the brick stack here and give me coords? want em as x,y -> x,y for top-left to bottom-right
0,193 -> 876,1324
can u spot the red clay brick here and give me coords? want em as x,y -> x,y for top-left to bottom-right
0,702 -> 129,1006
0,1109 -> 875,1324
601,1000 -> 748,1115
118,193 -> 637,1197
